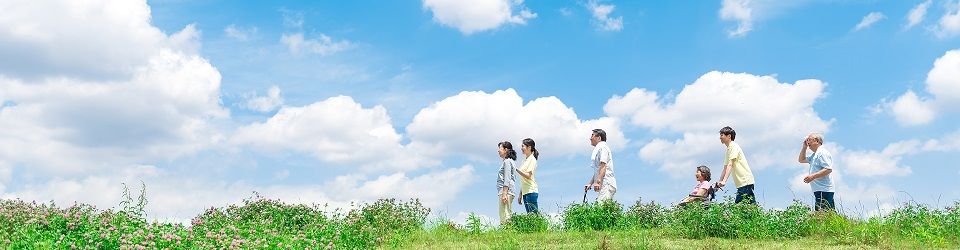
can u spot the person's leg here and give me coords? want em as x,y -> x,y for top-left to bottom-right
736,184 -> 756,204
735,185 -> 748,203
813,191 -> 824,212
500,194 -> 514,224
499,196 -> 509,224
597,185 -> 616,201
823,192 -> 835,211
523,193 -> 539,214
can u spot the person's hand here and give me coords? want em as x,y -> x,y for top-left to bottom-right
499,194 -> 507,204
716,181 -> 726,188
592,183 -> 601,192
802,138 -> 809,148
803,175 -> 814,183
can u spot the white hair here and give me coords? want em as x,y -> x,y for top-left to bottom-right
808,132 -> 824,145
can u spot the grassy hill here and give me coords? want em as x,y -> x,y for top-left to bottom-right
1,187 -> 957,249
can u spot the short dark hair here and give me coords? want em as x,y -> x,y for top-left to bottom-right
719,126 -> 736,141
697,165 -> 712,181
592,129 -> 607,141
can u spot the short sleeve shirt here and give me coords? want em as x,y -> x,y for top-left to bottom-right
806,148 -> 835,192
724,141 -> 755,188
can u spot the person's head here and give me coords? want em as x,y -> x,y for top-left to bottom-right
498,141 -> 517,161
590,129 -> 607,146
521,138 -> 539,159
696,165 -> 711,182
719,126 -> 736,145
806,132 -> 824,151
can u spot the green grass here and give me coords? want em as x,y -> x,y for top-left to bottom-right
1,184 -> 958,249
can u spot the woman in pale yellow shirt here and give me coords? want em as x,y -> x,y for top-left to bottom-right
517,138 -> 540,213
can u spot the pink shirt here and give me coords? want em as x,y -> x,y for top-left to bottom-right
690,181 -> 711,196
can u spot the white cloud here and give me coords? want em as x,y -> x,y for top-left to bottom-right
605,71 -> 832,177
843,142 -> 916,177
906,0 -> 932,29
331,165 -> 476,207
926,49 -> 960,104
921,129 -> 960,151
224,24 -> 257,41
422,0 -> 537,35
406,89 -> 627,162
0,0 -> 198,80
840,130 -> 960,178
0,0 -> 489,222
0,48 -> 227,175
586,0 -> 623,32
854,12 -> 885,31
934,1 -> 960,38
281,32 -> 353,56
233,95 -> 437,172
882,49 -> 960,126
244,85 -> 284,112
887,90 -> 937,126
720,0 -> 753,37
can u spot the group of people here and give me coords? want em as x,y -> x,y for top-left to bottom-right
495,127 -> 837,223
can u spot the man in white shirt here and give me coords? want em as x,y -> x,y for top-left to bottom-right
585,129 -> 617,201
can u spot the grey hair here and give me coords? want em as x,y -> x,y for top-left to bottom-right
809,132 -> 824,145
696,165 -> 712,181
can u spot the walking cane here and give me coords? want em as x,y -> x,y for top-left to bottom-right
582,185 -> 589,203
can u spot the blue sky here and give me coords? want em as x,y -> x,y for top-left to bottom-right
0,0 -> 958,223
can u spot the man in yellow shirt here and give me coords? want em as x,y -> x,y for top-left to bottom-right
715,126 -> 757,204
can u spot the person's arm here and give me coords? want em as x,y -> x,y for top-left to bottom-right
585,172 -> 597,191
717,163 -> 733,188
592,162 -> 607,192
804,152 -> 833,183
804,168 -> 832,183
798,140 -> 809,163
500,186 -> 509,203
717,147 -> 736,188
517,168 -> 533,180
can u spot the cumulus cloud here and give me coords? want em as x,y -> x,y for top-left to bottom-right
233,95 -> 437,172
244,85 -> 284,112
854,12 -> 885,31
885,90 -> 937,126
926,49 -> 960,104
0,0 -> 488,222
934,1 -> 960,38
422,0 -> 537,35
281,32 -> 353,56
605,71 -> 832,177
586,0 -> 623,32
837,130 -> 960,178
881,49 -> 960,126
406,89 -> 626,162
906,0 -> 932,29
843,142 -> 916,177
720,0 -> 753,37
0,0 -> 200,80
0,49 -> 227,175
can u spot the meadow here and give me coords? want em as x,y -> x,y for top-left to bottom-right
1,185 -> 958,249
